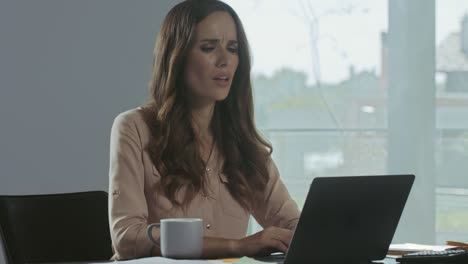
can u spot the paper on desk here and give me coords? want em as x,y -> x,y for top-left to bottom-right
389,243 -> 456,253
231,257 -> 276,264
106,257 -> 226,264
104,257 -> 272,264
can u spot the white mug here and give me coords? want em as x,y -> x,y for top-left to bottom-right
147,218 -> 203,259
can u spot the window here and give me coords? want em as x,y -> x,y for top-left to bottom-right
225,0 -> 468,244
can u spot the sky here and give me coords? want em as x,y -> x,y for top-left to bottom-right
223,0 -> 468,85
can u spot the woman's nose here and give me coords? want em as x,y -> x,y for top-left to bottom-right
215,49 -> 228,68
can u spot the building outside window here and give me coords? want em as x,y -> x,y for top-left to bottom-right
223,0 -> 468,244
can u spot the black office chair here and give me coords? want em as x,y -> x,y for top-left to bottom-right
0,191 -> 113,264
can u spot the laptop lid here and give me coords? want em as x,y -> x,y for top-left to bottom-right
284,174 -> 414,264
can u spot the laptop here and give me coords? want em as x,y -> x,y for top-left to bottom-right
256,174 -> 415,264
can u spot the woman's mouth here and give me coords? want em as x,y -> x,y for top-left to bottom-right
213,75 -> 230,87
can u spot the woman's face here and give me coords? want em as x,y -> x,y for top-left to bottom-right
184,11 -> 239,106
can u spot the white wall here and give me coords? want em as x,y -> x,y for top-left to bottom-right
0,1 -> 178,262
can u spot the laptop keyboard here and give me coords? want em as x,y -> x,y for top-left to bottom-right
253,252 -> 286,263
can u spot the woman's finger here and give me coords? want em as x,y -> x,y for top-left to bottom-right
274,235 -> 290,249
271,239 -> 288,253
269,228 -> 293,247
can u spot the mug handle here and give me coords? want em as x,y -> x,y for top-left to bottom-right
147,223 -> 161,248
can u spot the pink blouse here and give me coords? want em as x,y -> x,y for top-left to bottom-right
108,108 -> 300,260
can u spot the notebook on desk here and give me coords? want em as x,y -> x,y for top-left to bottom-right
256,174 -> 415,264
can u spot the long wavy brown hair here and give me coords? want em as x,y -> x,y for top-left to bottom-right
141,0 -> 272,211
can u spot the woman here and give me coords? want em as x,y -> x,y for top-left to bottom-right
109,0 -> 300,260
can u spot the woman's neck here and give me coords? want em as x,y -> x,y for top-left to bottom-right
191,102 -> 215,142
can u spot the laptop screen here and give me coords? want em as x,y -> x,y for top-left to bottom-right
285,174 -> 414,263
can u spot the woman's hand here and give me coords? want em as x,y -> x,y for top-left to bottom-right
234,226 -> 294,257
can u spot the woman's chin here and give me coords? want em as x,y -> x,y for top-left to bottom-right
213,92 -> 230,102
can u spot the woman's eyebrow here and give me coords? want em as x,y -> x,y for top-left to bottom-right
199,38 -> 238,45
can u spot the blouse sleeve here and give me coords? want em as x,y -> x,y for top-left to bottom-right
252,158 -> 301,230
108,112 -> 154,260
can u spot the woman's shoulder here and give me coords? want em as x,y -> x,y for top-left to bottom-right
111,107 -> 150,135
265,156 -> 281,180
113,107 -> 144,123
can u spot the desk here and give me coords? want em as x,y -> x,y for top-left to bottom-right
55,256 -> 398,264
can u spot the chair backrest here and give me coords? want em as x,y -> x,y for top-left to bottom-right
0,191 -> 113,264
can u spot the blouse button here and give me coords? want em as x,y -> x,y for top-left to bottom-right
206,224 -> 211,229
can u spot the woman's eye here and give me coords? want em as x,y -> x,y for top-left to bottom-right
228,47 -> 238,53
201,46 -> 215,52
